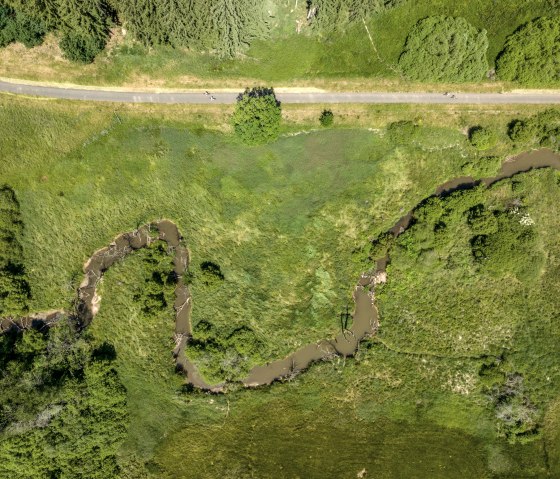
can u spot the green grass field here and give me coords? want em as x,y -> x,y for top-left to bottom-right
0,0 -> 556,89
0,98 -> 470,367
1,95 -> 560,477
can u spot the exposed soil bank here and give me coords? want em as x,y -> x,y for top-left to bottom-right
0,309 -> 65,334
243,272 -> 383,387
393,148 -> 560,236
1,148 -> 559,392
77,220 -> 220,392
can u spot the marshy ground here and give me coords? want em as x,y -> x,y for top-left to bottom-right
1,96 -> 560,477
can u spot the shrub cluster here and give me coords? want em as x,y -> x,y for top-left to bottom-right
496,17 -> 560,86
398,16 -> 489,83
386,120 -> 419,144
479,361 -> 541,443
319,110 -> 334,127
508,109 -> 560,150
189,321 -> 264,382
198,261 -> 225,287
133,241 -> 176,315
394,185 -> 541,282
469,204 -> 538,280
461,155 -> 502,178
469,126 -> 497,151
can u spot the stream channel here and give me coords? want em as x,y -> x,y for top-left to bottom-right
2,148 -> 560,392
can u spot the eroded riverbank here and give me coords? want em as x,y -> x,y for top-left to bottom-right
1,148 -> 559,392
77,220 -> 220,392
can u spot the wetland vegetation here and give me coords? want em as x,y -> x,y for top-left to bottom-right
2,95 -> 560,477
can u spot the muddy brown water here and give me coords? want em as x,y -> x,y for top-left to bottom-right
391,149 -> 560,236
77,220 -> 221,392
1,149 -> 559,391
243,274 -> 381,387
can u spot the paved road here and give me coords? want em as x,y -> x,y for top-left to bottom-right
2,80 -> 560,104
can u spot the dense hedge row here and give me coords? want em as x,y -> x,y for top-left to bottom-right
2,0 -> 266,60
0,0 -> 404,62
119,0 -> 267,58
0,0 -> 558,82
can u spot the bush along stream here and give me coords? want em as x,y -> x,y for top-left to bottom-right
1,148 -> 560,393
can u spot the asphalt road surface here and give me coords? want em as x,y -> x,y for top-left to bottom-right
2,80 -> 560,104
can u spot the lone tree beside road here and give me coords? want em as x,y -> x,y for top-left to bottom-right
232,87 -> 281,145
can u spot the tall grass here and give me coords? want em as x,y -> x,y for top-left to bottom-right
2,96 -> 559,477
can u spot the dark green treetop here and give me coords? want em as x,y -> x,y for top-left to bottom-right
496,17 -> 560,86
232,87 -> 282,145
398,16 -> 489,82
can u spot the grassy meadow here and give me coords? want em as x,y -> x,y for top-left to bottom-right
0,97 -> 471,379
0,0 -> 556,89
1,94 -> 560,477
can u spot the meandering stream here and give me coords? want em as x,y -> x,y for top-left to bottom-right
2,148 -> 559,392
